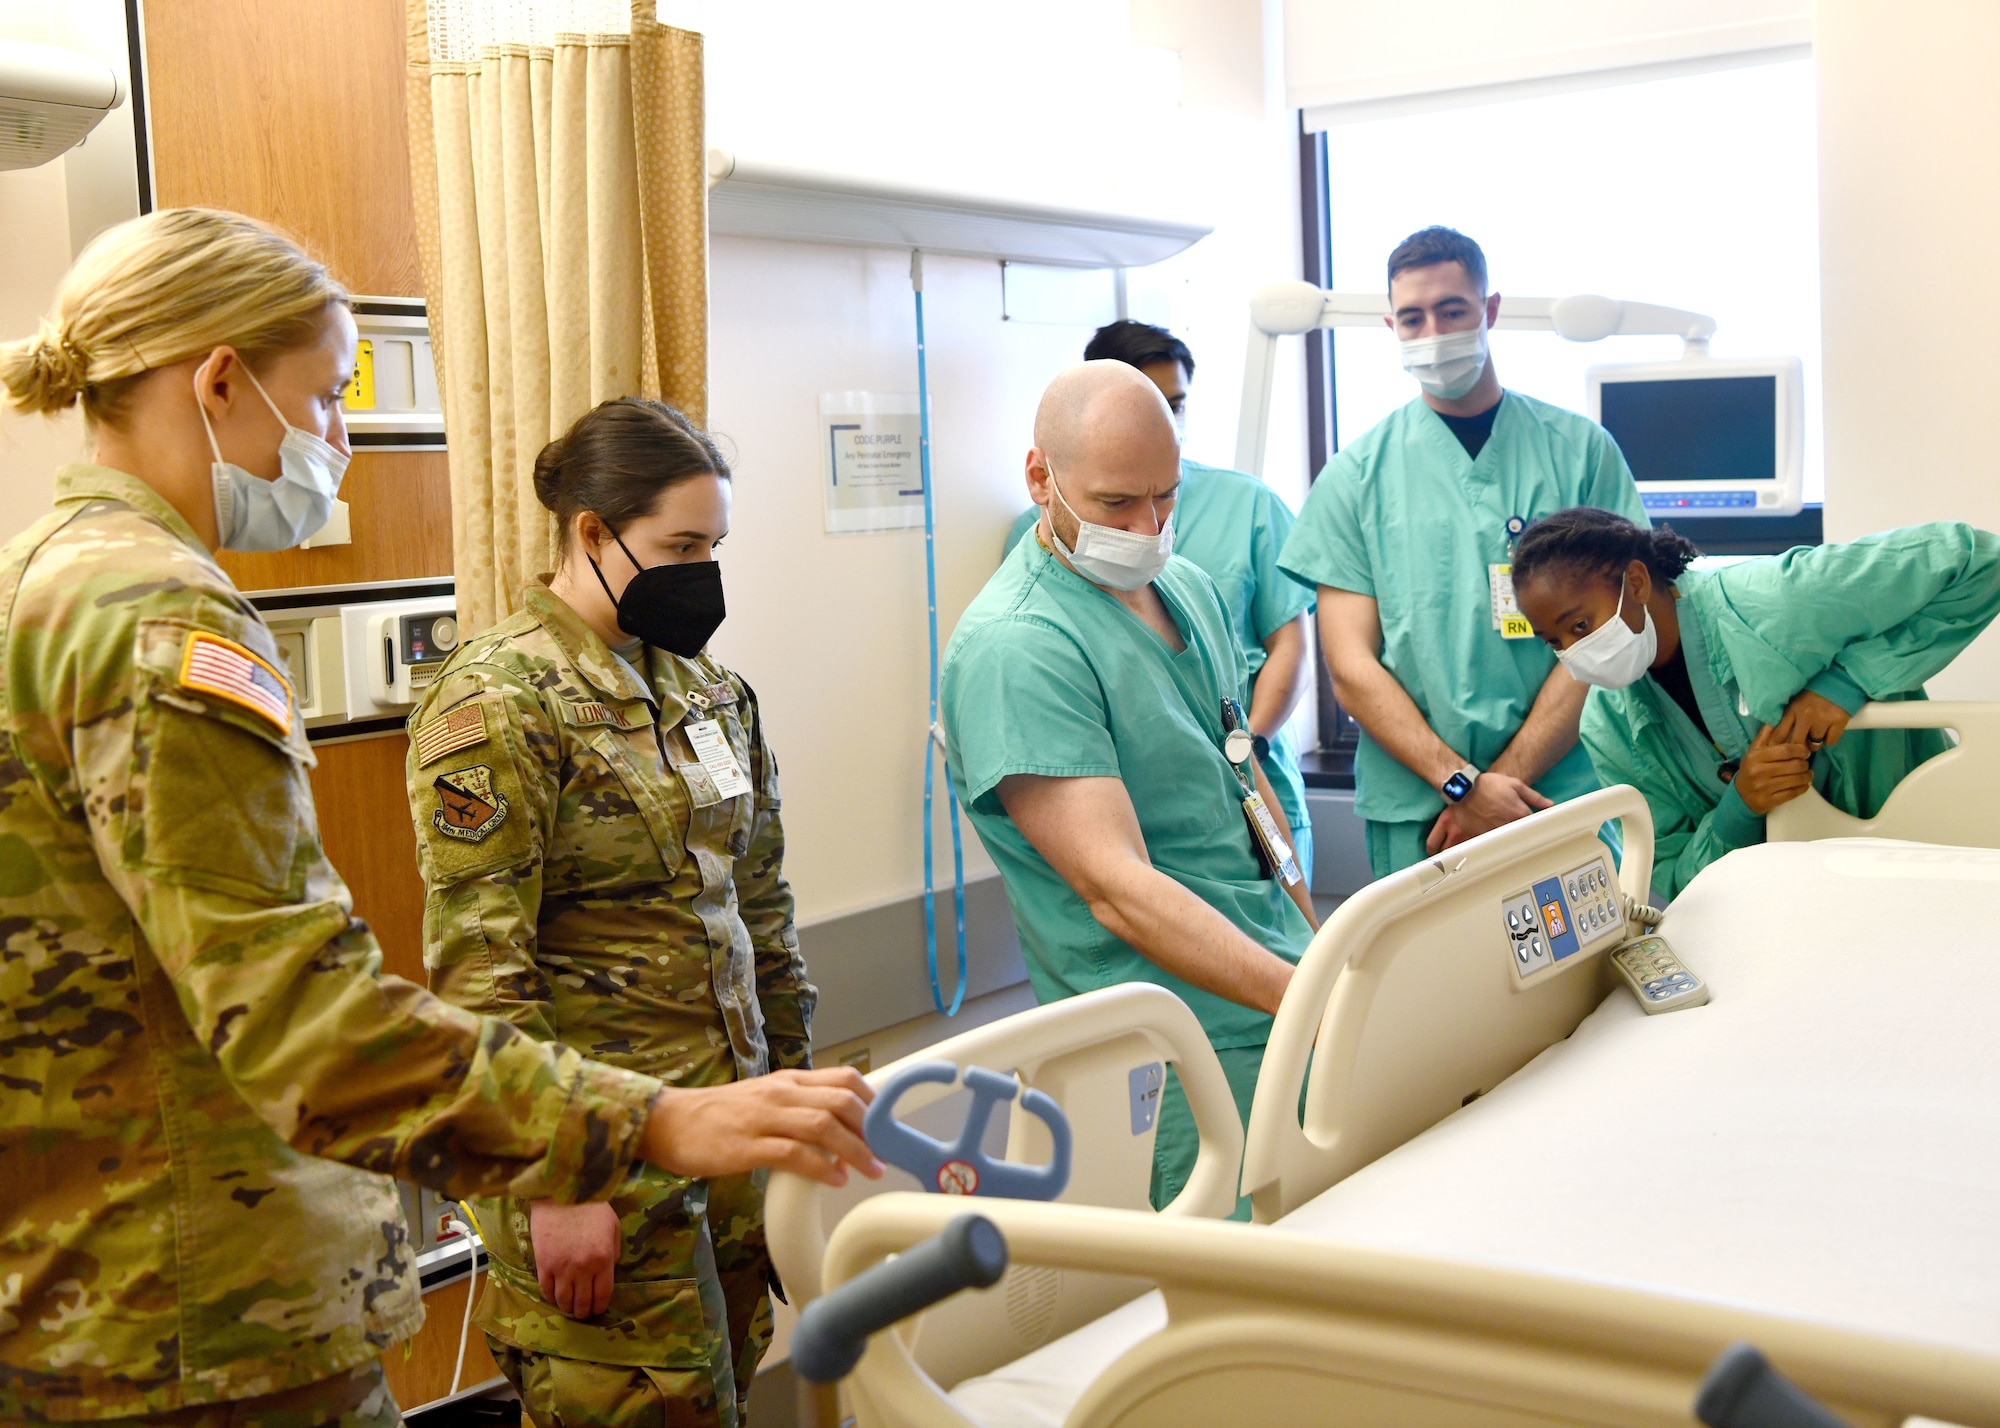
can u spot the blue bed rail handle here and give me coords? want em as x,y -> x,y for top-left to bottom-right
1696,1343 -> 1851,1428
864,1060 -> 1073,1201
791,1213 -> 1009,1386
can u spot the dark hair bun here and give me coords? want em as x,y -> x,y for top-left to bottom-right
531,434 -> 569,513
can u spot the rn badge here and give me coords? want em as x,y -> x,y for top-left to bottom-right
433,764 -> 510,842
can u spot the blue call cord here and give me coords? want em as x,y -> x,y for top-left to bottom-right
913,251 -> 967,1017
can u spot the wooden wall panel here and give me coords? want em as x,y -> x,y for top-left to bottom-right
380,1273 -> 505,1411
309,733 -> 427,986
142,0 -> 422,297
219,450 -> 453,591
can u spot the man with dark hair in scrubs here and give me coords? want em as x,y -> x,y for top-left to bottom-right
1279,226 -> 1648,878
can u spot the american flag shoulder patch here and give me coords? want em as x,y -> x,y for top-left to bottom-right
414,702 -> 489,767
178,630 -> 293,735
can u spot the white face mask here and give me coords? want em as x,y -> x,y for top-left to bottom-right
1556,579 -> 1658,689
1045,461 -> 1174,591
200,364 -> 351,552
1399,324 -> 1489,401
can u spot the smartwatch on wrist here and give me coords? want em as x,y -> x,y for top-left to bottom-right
1440,764 -> 1481,804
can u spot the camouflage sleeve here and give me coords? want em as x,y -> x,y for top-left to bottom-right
408,666 -> 560,1045
735,678 -> 814,1070
75,597 -> 659,1204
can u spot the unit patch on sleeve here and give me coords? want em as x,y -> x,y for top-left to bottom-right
178,630 -> 293,734
433,764 -> 511,842
415,702 -> 489,767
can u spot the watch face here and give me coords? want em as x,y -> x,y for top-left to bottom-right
1443,771 -> 1472,802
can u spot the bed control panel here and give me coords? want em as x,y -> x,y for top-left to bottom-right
1499,855 -> 1622,982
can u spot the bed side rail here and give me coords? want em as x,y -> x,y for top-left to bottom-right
1767,700 -> 2000,847
1242,785 -> 1655,1222
767,983 -> 1243,1390
830,1195 -> 2000,1428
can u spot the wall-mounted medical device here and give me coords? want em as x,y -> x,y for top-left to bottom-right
342,297 -> 445,451
1236,282 -> 1807,519
254,580 -> 456,734
1587,356 -> 1805,518
0,37 -> 123,171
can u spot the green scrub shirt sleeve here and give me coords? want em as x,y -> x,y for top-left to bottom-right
1277,457 -> 1372,597
1805,664 -> 1870,716
1248,484 -> 1316,642
1726,522 -> 2000,722
1581,695 -> 1763,901
942,618 -> 1121,814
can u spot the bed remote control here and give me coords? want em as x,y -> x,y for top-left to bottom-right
1611,936 -> 1709,1014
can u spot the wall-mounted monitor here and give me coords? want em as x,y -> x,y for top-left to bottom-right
1586,355 -> 1804,518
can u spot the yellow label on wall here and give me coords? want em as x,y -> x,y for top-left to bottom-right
344,339 -> 375,410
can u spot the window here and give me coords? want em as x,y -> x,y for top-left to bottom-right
1320,59 -> 1822,501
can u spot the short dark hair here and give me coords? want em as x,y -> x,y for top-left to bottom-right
1386,226 -> 1489,295
1510,507 -> 1701,593
1083,320 -> 1194,378
533,397 -> 729,562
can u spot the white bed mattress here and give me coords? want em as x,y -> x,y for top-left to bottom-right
949,839 -> 2000,1427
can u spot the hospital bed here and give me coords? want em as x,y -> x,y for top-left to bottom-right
773,733 -> 2000,1425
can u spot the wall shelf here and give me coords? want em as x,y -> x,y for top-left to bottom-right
706,149 -> 1211,269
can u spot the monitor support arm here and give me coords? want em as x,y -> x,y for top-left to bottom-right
1234,282 -> 1717,478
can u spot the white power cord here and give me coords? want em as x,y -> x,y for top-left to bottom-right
1623,894 -> 1665,935
440,1210 -> 480,1397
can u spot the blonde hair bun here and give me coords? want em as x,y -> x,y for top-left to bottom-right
0,207 -> 349,425
3,318 -> 91,415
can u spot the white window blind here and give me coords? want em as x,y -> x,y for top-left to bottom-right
1288,0 -> 1810,128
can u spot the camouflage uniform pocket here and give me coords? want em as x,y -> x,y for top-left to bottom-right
131,689 -> 310,902
479,1255 -> 715,1368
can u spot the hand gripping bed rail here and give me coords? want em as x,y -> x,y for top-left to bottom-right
760,972 -> 1240,1376
1241,784 -> 1655,1222
866,1061 -> 1073,1200
1767,701 -> 2000,847
825,1195 -> 2000,1428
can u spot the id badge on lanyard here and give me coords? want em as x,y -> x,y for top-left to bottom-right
1491,515 -> 1535,639
1220,697 -> 1301,887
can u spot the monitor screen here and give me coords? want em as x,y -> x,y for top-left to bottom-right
1597,375 -> 1776,484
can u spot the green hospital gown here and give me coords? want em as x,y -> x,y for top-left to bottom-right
1278,392 -> 1647,874
1004,459 -> 1317,871
1581,524 -> 2000,900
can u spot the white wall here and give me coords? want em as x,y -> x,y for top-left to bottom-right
0,0 -> 87,539
704,0 -> 1309,922
1816,0 -> 2000,698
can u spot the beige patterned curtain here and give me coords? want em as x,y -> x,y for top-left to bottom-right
405,0 -> 708,630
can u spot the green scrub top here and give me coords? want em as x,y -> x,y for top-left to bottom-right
1277,391 -> 1648,825
942,532 -> 1312,1050
1002,459 -> 1317,855
1582,523 -> 2000,899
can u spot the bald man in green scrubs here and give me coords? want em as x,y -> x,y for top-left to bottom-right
1004,321 -> 1317,876
945,362 -> 1314,1219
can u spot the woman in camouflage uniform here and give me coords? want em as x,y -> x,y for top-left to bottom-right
0,211 -> 875,1428
405,399 -> 816,1428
